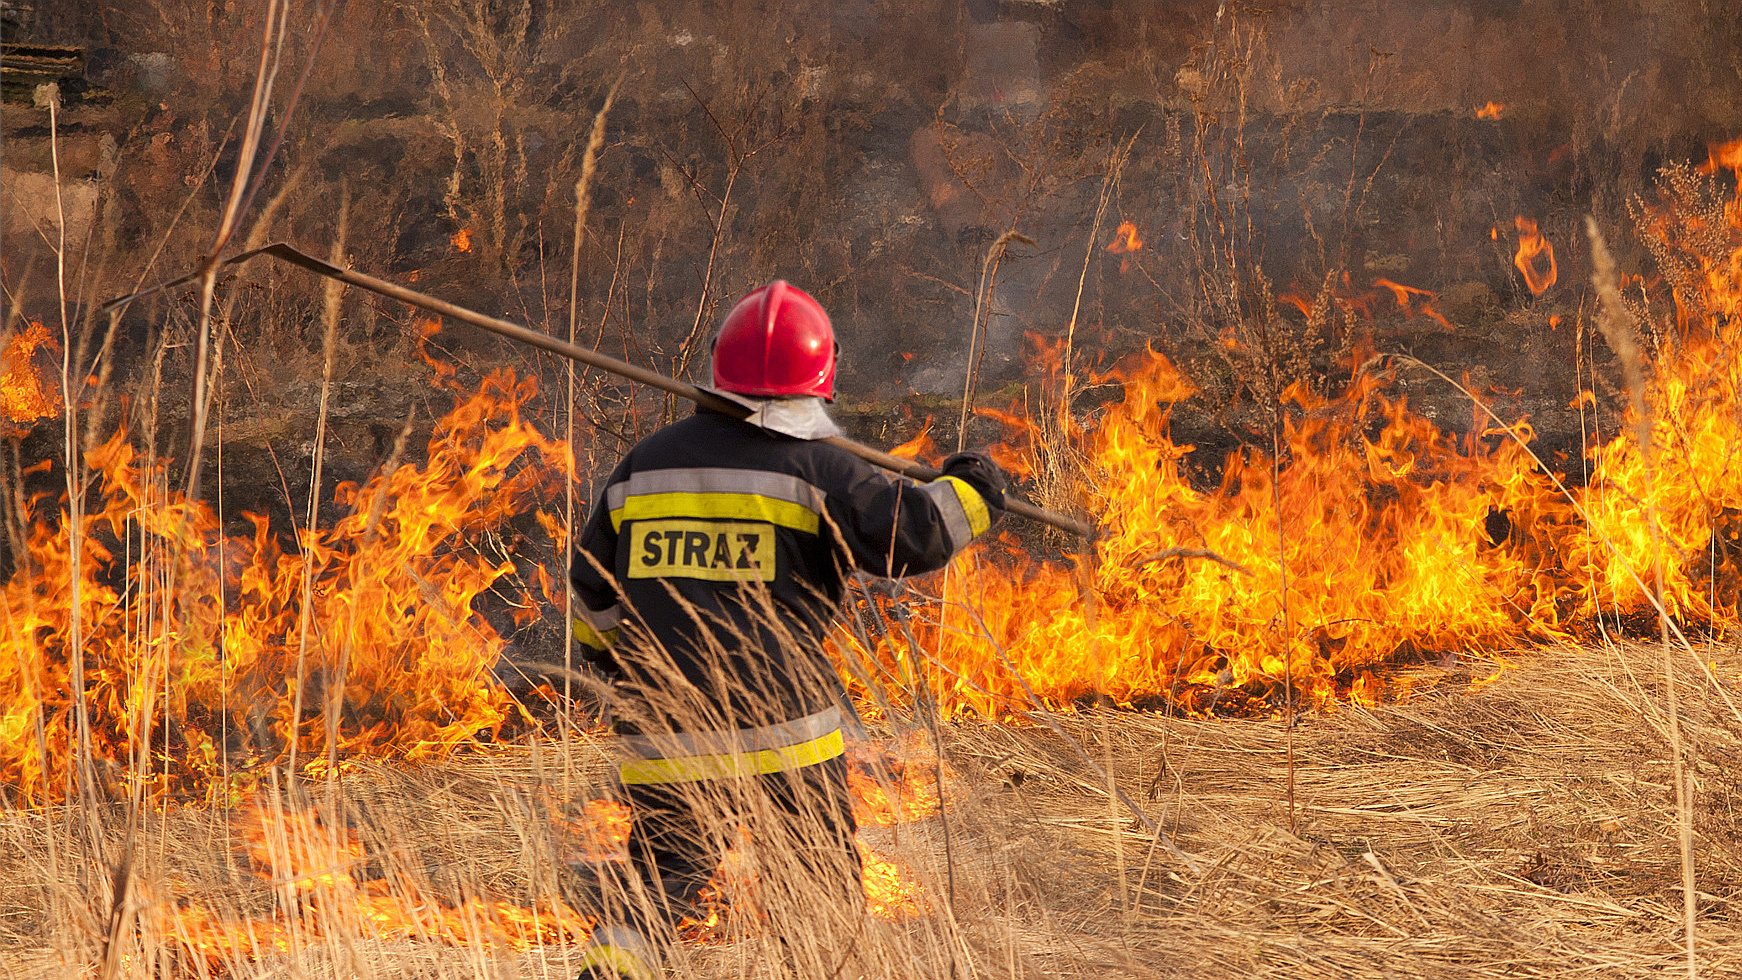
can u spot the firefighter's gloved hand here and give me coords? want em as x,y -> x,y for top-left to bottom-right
940,451 -> 1008,512
577,646 -> 621,683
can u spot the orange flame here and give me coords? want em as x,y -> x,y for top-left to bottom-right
1699,136 -> 1742,176
552,797 -> 633,863
5,153 -> 1742,847
888,416 -> 938,462
1,320 -> 61,437
1277,291 -> 1314,317
0,366 -> 570,802
450,227 -> 473,252
25,163 -> 1742,962
837,170 -> 1742,717
1106,221 -> 1144,253
159,802 -> 593,969
1476,101 -> 1506,120
1373,278 -> 1453,329
1373,277 -> 1430,308
1513,216 -> 1558,295
1107,221 -> 1144,273
859,839 -> 928,916
848,730 -> 945,827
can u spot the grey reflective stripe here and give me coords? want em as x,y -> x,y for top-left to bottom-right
916,478 -> 974,551
617,705 -> 843,761
573,600 -> 622,631
604,467 -> 827,513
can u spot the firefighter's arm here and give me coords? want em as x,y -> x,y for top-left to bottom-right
568,488 -> 626,676
824,451 -> 1007,578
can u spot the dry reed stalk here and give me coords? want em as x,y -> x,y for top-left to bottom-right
1271,416 -> 1297,833
564,82 -> 620,749
956,230 -> 1033,454
318,188 -> 352,795
286,186 -> 346,787
39,79 -> 102,833
20,77 -> 74,952
1587,216 -> 1698,979
31,90 -> 89,926
184,0 -> 285,503
1058,135 -> 1133,438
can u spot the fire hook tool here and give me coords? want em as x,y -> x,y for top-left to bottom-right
101,242 -> 1096,539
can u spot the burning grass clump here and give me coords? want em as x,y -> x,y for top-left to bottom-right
0,362 -> 571,805
838,147 -> 1742,720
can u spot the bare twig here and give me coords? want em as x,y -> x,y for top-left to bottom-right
1129,547 -> 1258,578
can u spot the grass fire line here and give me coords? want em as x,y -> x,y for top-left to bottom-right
99,243 -> 1093,540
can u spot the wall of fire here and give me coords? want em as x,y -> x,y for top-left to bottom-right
4,0 -> 1740,541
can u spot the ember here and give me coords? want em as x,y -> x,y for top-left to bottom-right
1107,221 -> 1144,272
1514,216 -> 1558,295
1105,221 -> 1144,253
1374,276 -> 1453,329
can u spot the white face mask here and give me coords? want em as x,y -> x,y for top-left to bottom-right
705,389 -> 844,440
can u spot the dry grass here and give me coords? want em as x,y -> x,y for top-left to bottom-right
2,638 -> 1737,978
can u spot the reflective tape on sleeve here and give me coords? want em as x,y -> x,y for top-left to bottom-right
571,616 -> 620,651
917,475 -> 991,551
570,600 -> 623,650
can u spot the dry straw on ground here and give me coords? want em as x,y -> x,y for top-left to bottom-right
3,638 -> 1737,979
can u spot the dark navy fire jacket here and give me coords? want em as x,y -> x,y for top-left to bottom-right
568,407 -> 998,732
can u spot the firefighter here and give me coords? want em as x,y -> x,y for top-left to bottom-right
568,280 -> 1007,979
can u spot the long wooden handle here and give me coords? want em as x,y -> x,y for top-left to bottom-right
102,243 -> 1096,539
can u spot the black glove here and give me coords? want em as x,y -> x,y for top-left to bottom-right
576,645 -> 621,683
940,451 -> 1009,512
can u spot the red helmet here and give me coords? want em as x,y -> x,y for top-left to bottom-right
711,280 -> 837,399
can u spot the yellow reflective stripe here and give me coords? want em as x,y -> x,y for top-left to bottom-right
610,491 -> 820,534
618,728 -> 845,786
620,706 -> 841,759
939,476 -> 992,537
571,615 -> 620,651
578,945 -> 656,980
